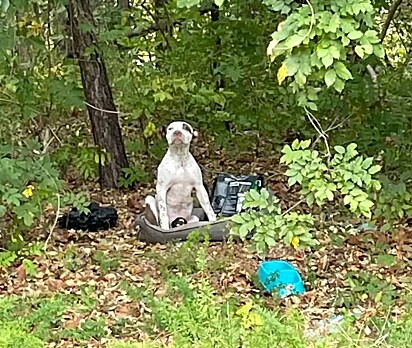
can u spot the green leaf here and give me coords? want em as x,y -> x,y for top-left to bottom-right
177,0 -> 201,8
328,14 -> 341,33
334,62 -> 353,80
238,224 -> 249,239
348,31 -> 363,40
369,165 -> 381,175
381,223 -> 392,232
249,189 -> 261,201
265,235 -> 277,247
317,47 -> 329,59
376,254 -> 396,267
284,230 -> 294,245
359,199 -> 374,210
306,193 -> 315,206
300,139 -> 311,149
326,189 -> 334,201
263,0 -> 284,11
341,19 -> 355,34
365,30 -> 378,38
350,199 -> 359,212
288,176 -> 298,186
347,143 -> 357,152
261,188 -> 270,200
362,157 -> 373,169
334,145 -> 345,154
373,44 -> 385,58
280,4 -> 291,14
328,45 -> 341,59
307,102 -> 318,111
291,139 -> 300,150
231,214 -> 245,224
295,70 -> 307,86
321,54 -> 334,69
343,195 -> 351,205
23,212 -> 34,227
284,34 -> 305,49
362,44 -> 373,55
325,69 -> 337,87
0,0 -> 10,12
333,77 -> 345,93
285,56 -> 300,77
341,35 -> 350,46
214,0 -> 224,6
354,46 -> 364,58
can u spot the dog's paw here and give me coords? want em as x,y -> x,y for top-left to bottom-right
208,213 -> 217,222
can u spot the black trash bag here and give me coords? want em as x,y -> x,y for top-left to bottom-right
58,202 -> 118,232
210,174 -> 265,217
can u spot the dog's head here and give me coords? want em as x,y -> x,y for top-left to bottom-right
165,121 -> 198,146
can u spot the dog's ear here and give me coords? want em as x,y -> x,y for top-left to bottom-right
192,129 -> 199,144
160,125 -> 167,137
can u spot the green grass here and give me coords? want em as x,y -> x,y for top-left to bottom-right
1,235 -> 412,347
1,276 -> 411,347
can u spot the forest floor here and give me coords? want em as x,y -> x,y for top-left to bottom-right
1,152 -> 412,347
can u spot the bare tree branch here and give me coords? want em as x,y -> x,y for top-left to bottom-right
380,0 -> 404,42
304,107 -> 331,159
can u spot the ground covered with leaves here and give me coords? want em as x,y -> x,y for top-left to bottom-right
1,154 -> 412,348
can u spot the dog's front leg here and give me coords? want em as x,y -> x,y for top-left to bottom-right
156,182 -> 170,230
195,184 -> 217,222
157,192 -> 170,230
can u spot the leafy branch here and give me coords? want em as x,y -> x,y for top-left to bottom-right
231,139 -> 383,255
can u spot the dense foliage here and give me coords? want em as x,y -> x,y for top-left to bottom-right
0,0 -> 411,250
1,1 -> 412,346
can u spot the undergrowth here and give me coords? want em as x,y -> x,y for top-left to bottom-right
1,272 -> 412,347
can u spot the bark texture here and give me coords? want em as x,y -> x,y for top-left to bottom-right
68,0 -> 129,188
118,0 -> 129,8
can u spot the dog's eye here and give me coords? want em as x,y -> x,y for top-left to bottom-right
182,123 -> 192,134
168,127 -> 173,131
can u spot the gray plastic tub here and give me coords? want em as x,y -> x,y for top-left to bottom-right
135,208 -> 232,244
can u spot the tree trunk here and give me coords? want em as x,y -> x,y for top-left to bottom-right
68,0 -> 129,188
211,4 -> 224,90
118,0 -> 129,8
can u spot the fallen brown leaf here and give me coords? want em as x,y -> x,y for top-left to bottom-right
64,316 -> 82,329
16,264 -> 26,282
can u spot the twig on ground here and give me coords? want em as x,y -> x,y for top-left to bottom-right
282,198 -> 306,216
44,192 -> 61,252
49,126 -> 63,145
265,169 -> 287,181
41,126 -> 63,154
39,164 -> 61,252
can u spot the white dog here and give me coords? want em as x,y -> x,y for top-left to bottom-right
144,121 -> 217,230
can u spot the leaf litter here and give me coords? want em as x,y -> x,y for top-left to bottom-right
1,152 -> 412,346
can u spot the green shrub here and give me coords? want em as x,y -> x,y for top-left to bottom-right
231,140 -> 382,255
